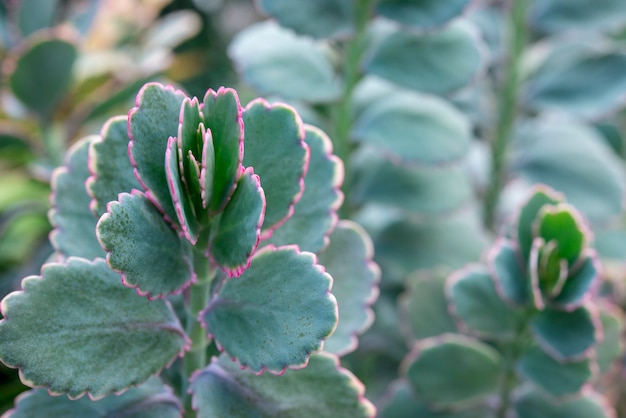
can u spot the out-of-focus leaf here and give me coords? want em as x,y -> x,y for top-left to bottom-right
514,388 -> 615,418
511,119 -> 626,222
530,0 -> 626,34
364,20 -> 485,95
595,303 -> 624,373
258,0 -> 354,39
8,34 -> 77,117
6,377 -> 181,418
189,353 -> 374,418
228,21 -> 343,103
526,44 -> 626,119
404,334 -> 501,407
375,0 -> 473,29
17,0 -> 58,37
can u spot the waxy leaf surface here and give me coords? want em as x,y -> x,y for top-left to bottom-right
514,389 -> 614,418
447,267 -> 525,340
489,240 -> 529,306
209,168 -> 264,277
49,138 -> 105,260
375,0 -> 472,29
0,258 -> 187,399
552,253 -> 599,309
129,83 -> 186,223
6,377 -> 181,418
242,100 -> 307,235
228,21 -> 343,103
352,91 -> 471,165
8,35 -> 77,116
399,271 -> 458,341
318,221 -> 379,356
517,346 -> 592,398
596,304 -> 624,373
97,191 -> 194,298
189,353 -> 374,418
166,136 -> 199,244
258,0 -> 354,39
265,125 -> 343,253
364,20 -> 484,95
530,0 -> 626,33
202,246 -> 337,374
405,334 -> 501,407
202,88 -> 244,213
88,116 -> 142,217
531,306 -> 598,361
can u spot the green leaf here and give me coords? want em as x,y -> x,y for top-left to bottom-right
536,204 -> 587,265
0,258 -> 187,399
129,83 -> 187,223
399,270 -> 458,341
514,388 -> 615,418
512,120 -> 625,222
209,168 -> 265,277
87,116 -> 142,217
16,0 -> 58,37
530,0 -> 626,35
514,185 -> 564,264
50,137 -> 105,260
257,0 -> 354,39
517,346 -> 593,397
380,380 -> 492,418
352,91 -> 472,165
96,191 -> 195,298
374,209 -> 488,285
176,96 -> 205,213
190,353 -> 373,418
8,34 -> 77,116
596,303 -> 624,374
318,221 -> 380,356
202,87 -> 244,213
201,246 -> 337,374
552,252 -> 599,309
364,20 -> 484,95
350,147 -> 473,214
531,306 -> 599,361
265,125 -> 343,253
375,0 -> 472,29
447,266 -> 526,340
488,239 -> 529,306
228,21 -> 343,103
6,377 -> 181,418
404,334 -> 501,407
242,99 -> 307,235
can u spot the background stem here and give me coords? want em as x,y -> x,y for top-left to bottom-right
333,0 -> 373,218
484,0 -> 528,231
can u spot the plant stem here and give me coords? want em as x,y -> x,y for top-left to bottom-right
182,248 -> 215,416
484,0 -> 528,231
333,0 -> 373,218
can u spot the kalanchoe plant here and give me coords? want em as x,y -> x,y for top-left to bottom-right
381,185 -> 624,418
0,82 -> 379,417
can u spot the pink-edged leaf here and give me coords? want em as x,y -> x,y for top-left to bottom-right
96,191 -> 195,299
265,125 -> 343,253
87,115 -> 141,218
128,82 -> 187,223
242,99 -> 308,238
49,137 -> 105,260
0,258 -> 188,400
319,221 -> 380,356
166,136 -> 199,244
201,246 -> 337,374
189,352 -> 374,418
202,87 -> 244,213
209,168 -> 265,277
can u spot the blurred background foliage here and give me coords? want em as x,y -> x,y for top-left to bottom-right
3,0 -> 626,416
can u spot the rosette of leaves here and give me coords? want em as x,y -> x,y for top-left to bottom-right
0,82 -> 378,417
381,185 -> 623,418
